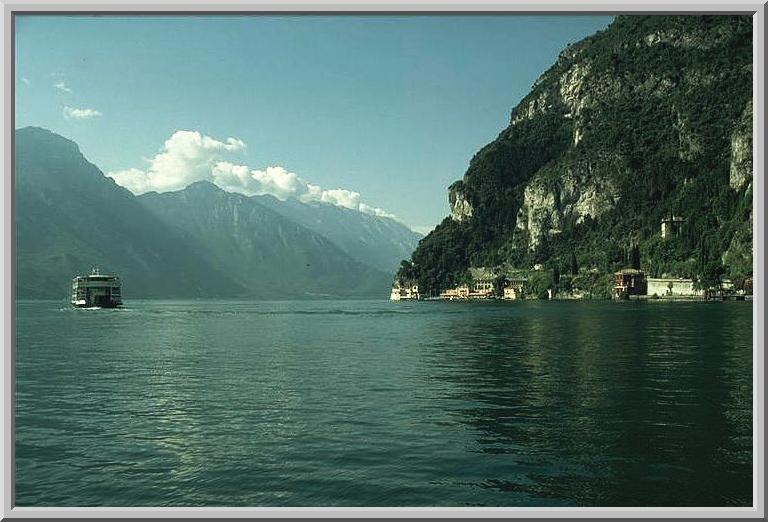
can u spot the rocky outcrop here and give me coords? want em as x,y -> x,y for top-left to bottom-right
516,159 -> 622,250
673,109 -> 702,161
730,101 -> 753,191
511,90 -> 554,126
559,61 -> 592,145
641,22 -> 744,50
449,182 -> 473,222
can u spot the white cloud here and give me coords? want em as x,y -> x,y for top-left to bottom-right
212,164 -> 303,201
107,131 -> 245,193
213,163 -> 303,200
212,162 -> 398,219
108,130 -> 399,220
21,77 -> 30,86
107,168 -> 152,194
361,204 -> 398,220
54,80 -> 72,93
63,106 -> 102,120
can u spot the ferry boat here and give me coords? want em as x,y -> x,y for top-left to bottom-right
71,267 -> 123,308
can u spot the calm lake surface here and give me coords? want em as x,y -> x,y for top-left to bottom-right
15,299 -> 752,507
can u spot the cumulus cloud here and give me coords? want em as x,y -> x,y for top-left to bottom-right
212,163 -> 300,199
63,106 -> 102,120
107,130 -> 398,220
211,162 -> 397,219
107,131 -> 245,193
107,168 -> 151,194
54,80 -> 72,93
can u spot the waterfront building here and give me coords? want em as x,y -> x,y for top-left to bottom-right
466,267 -> 497,298
390,282 -> 421,301
613,268 -> 647,299
502,287 -> 519,300
472,280 -> 494,296
502,276 -> 527,300
439,285 -> 470,300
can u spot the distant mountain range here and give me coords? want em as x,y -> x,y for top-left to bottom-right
254,194 -> 420,274
15,127 -> 421,299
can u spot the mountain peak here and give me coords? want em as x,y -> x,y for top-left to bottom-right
184,180 -> 223,193
16,126 -> 81,154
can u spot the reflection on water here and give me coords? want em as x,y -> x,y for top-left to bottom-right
421,302 -> 753,506
16,300 -> 752,506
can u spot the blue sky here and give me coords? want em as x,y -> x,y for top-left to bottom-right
15,15 -> 612,233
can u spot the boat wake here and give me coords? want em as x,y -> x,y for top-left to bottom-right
60,306 -> 131,312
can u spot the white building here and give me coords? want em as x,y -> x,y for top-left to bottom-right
502,286 -> 519,300
661,216 -> 685,239
390,283 -> 420,301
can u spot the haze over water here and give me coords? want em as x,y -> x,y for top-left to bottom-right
15,299 -> 752,506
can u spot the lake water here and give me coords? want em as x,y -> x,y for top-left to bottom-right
15,299 -> 753,507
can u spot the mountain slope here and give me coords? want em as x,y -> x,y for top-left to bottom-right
254,195 -> 422,274
16,128 -> 396,299
399,15 -> 753,296
138,182 -> 393,298
15,127 -> 245,299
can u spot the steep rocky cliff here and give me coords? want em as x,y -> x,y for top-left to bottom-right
730,101 -> 753,191
400,15 -> 753,295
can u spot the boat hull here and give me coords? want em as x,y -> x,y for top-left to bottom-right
71,300 -> 122,309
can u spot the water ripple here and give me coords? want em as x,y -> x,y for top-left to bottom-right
15,299 -> 752,507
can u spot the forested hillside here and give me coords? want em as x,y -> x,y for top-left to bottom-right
399,15 -> 753,297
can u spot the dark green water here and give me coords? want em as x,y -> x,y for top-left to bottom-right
15,299 -> 752,507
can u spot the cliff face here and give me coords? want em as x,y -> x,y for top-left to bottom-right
402,15 -> 753,295
448,181 -> 473,222
515,157 -> 623,251
730,101 -> 753,191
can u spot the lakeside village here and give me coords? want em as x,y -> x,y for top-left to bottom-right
391,216 -> 753,302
